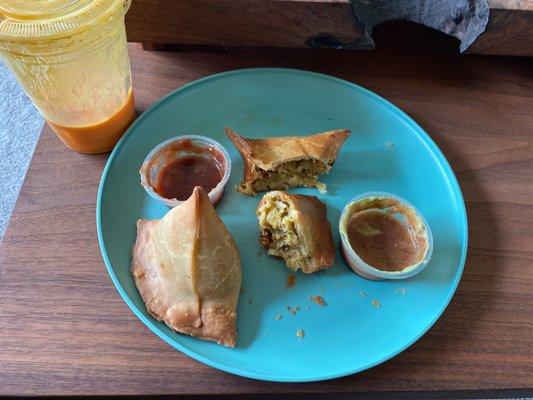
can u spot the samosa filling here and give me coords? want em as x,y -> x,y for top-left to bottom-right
258,198 -> 311,270
250,159 -> 329,193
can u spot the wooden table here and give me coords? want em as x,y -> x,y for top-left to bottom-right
1,45 -> 532,398
125,0 -> 533,57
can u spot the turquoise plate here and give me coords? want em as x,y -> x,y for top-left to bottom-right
97,68 -> 467,382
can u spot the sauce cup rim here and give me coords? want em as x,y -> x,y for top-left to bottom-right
339,191 -> 433,280
139,135 -> 232,207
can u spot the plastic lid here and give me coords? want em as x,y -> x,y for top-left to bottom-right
0,0 -> 130,40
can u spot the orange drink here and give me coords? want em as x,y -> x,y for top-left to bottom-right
47,90 -> 135,154
0,0 -> 134,153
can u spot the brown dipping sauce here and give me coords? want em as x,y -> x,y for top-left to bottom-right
153,140 -> 224,201
347,209 -> 417,271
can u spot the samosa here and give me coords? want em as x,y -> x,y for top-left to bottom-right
131,186 -> 241,347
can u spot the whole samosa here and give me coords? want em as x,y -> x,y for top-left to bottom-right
131,186 -> 241,347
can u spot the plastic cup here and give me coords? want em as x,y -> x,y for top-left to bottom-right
0,0 -> 135,154
140,135 -> 232,208
339,192 -> 433,280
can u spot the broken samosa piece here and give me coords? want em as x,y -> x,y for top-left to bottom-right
257,190 -> 335,273
226,127 -> 350,195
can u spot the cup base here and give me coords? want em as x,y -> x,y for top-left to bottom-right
47,90 -> 135,154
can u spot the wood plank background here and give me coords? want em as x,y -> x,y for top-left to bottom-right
0,45 -> 532,396
124,0 -> 533,56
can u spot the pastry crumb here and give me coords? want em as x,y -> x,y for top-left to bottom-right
371,299 -> 381,308
275,314 -> 283,320
306,305 -> 310,310
248,298 -> 253,304
359,290 -> 367,298
285,274 -> 296,289
264,331 -> 269,336
387,141 -> 394,148
240,287 -> 245,294
317,181 -> 327,194
287,305 -> 301,315
311,295 -> 326,306
396,288 -> 407,295
296,329 -> 305,339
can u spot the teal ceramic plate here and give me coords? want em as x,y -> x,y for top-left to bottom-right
97,68 -> 467,382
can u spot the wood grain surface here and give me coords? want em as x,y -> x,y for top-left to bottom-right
125,0 -> 362,48
0,44 -> 532,397
124,0 -> 533,56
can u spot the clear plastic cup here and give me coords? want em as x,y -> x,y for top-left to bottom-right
339,192 -> 433,280
140,135 -> 232,208
0,0 -> 135,154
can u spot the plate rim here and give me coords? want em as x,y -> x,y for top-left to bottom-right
96,67 -> 468,382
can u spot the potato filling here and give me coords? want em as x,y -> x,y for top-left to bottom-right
258,197 -> 311,270
249,159 -> 329,193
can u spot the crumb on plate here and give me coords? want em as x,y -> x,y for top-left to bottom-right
285,274 -> 296,289
275,314 -> 283,320
287,305 -> 301,315
296,329 -> 305,339
371,299 -> 381,308
311,295 -> 326,306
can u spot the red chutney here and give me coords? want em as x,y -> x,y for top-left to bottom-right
153,140 -> 225,201
347,209 -> 417,272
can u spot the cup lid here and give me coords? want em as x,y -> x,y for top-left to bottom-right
0,0 -> 130,41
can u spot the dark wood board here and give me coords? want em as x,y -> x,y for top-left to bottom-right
124,0 -> 533,56
0,44 -> 532,396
